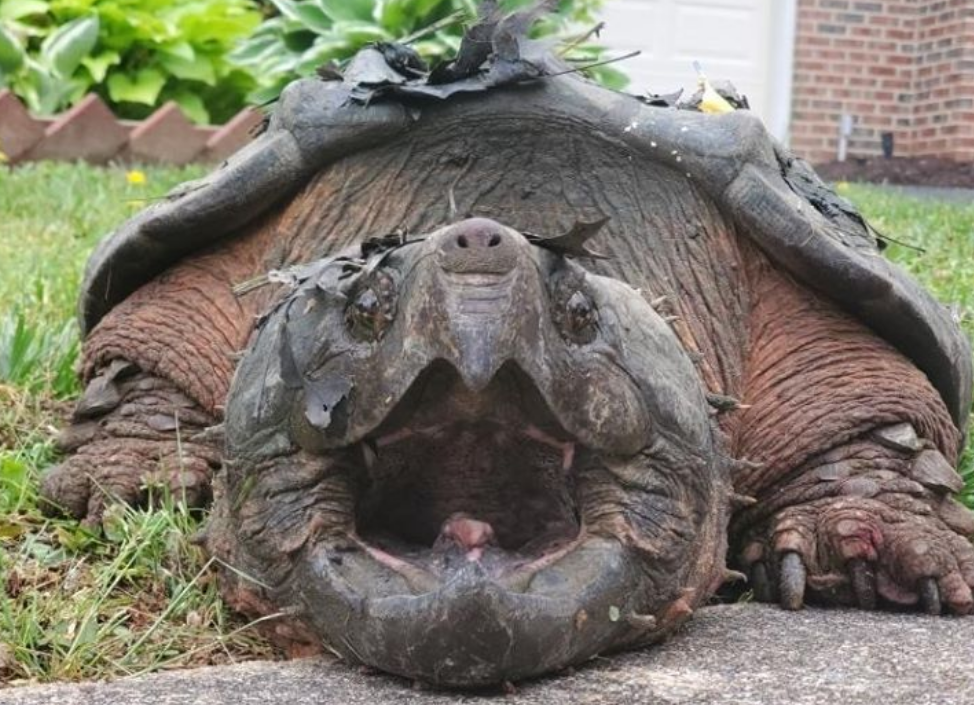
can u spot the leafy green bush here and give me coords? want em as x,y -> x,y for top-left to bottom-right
231,0 -> 622,105
0,0 -> 262,124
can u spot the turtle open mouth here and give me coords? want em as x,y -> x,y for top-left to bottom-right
214,221 -> 722,685
353,360 -> 584,579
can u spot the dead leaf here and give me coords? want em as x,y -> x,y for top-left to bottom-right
347,0 -> 555,104
641,88 -> 683,108
527,217 -> 611,259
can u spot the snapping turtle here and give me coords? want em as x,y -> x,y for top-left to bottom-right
44,5 -> 973,688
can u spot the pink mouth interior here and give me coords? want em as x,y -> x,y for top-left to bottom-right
352,363 -> 582,575
436,514 -> 495,562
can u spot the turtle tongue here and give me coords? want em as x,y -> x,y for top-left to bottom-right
434,513 -> 496,562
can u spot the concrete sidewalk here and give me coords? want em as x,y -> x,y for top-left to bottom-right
3,603 -> 972,705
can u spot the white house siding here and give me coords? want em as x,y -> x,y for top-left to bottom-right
598,0 -> 797,141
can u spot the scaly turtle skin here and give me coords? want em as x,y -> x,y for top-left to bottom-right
46,6 -> 973,688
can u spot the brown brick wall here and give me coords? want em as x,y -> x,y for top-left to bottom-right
791,0 -> 974,163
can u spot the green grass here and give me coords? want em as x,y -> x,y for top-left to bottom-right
0,165 -> 972,685
839,183 -> 974,507
0,163 -> 204,397
0,163 -> 274,685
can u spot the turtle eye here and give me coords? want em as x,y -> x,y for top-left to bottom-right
346,279 -> 394,341
561,290 -> 597,344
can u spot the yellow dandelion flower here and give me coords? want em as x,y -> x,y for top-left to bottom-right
126,170 -> 147,185
835,181 -> 851,194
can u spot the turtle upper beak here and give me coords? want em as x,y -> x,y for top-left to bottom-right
428,219 -> 545,392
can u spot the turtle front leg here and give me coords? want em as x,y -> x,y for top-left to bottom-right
730,258 -> 974,615
42,363 -> 221,523
42,241 -> 270,525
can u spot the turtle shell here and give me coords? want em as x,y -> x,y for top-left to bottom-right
79,31 -> 971,434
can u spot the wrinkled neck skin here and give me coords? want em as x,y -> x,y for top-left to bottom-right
208,218 -> 731,686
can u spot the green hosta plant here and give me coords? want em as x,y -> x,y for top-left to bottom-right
0,0 -> 262,124
230,0 -> 625,105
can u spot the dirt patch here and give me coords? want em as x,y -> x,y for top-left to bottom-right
814,157 -> 974,188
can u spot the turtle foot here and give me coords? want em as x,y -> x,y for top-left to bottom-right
41,362 -> 220,526
741,490 -> 974,616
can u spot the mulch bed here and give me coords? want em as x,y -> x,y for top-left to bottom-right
814,156 -> 974,189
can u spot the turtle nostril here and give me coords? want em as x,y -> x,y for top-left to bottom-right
436,218 -> 519,274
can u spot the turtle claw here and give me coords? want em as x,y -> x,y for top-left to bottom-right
919,577 -> 942,616
849,559 -> 877,610
778,552 -> 806,610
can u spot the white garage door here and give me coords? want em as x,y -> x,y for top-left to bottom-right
598,0 -> 796,140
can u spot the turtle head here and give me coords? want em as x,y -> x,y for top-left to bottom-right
211,218 -> 728,686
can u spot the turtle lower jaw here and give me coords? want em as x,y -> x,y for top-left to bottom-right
295,531 -> 649,686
